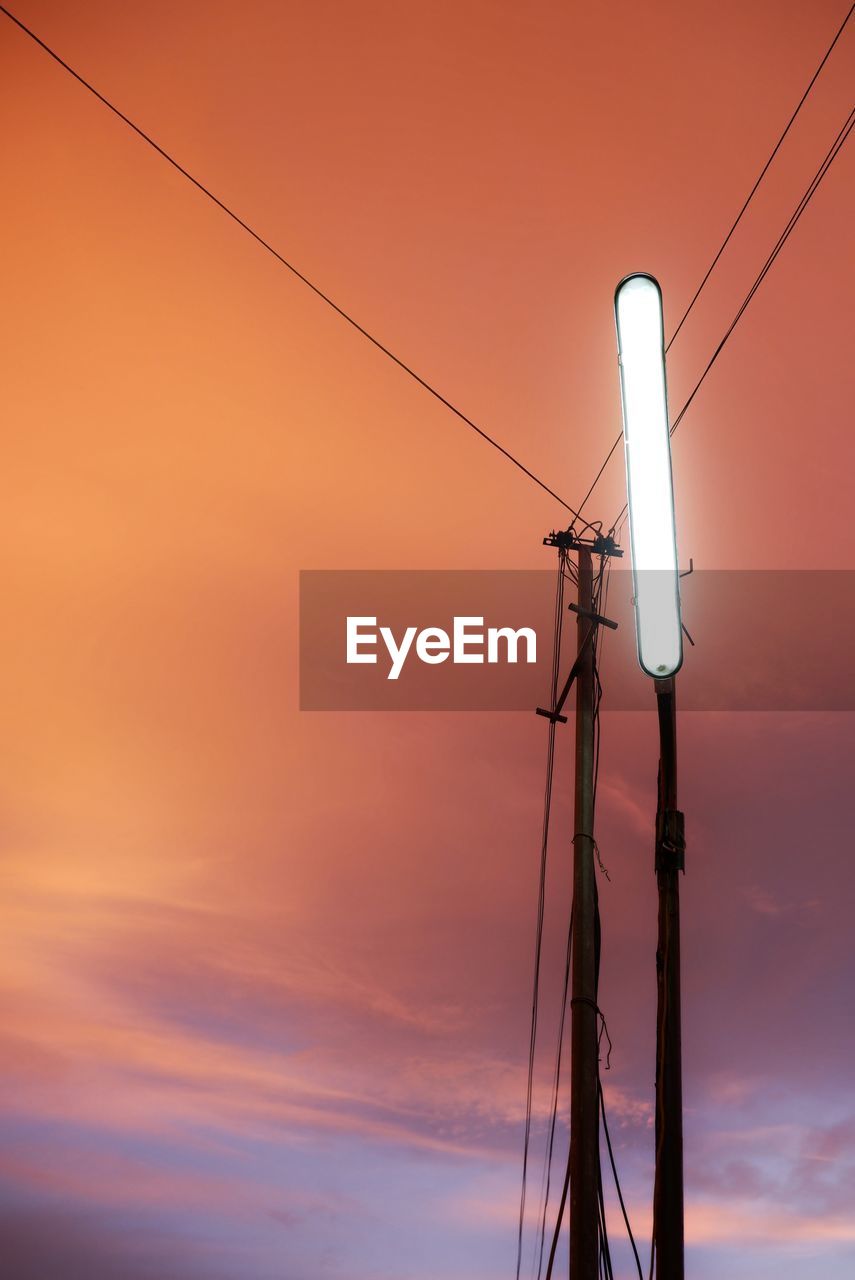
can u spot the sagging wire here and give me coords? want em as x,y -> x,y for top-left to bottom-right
516,547 -> 567,1280
534,904 -> 573,1280
600,1077 -> 645,1280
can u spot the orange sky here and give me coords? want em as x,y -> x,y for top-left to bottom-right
1,2 -> 854,1277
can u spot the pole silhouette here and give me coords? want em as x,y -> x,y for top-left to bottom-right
653,676 -> 684,1279
568,546 -> 600,1279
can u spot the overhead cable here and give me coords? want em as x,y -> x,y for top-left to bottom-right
577,2 -> 854,517
0,3 -> 588,523
609,104 -> 854,532
516,552 -> 567,1280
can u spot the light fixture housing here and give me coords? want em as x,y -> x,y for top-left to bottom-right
614,273 -> 682,678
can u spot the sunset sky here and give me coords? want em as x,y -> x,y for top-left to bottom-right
1,1 -> 854,1277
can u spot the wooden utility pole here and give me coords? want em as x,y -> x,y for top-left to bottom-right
653,677 -> 684,1279
568,546 -> 600,1279
537,530 -> 620,1276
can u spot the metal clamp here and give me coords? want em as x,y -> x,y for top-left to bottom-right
543,528 -> 624,558
655,808 -> 685,874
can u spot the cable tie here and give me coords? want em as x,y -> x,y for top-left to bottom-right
572,832 -> 611,880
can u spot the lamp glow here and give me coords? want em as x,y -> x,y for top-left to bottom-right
615,273 -> 682,678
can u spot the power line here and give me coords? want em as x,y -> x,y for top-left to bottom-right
666,1 -> 854,353
0,3 -> 587,524
537,559 -> 642,1280
531,566 -> 606,1280
669,107 -> 854,438
577,435 -> 623,521
609,103 -> 854,532
577,2 -> 854,518
534,905 -> 573,1280
599,1079 -> 644,1280
543,1143 -> 571,1280
516,554 -> 567,1280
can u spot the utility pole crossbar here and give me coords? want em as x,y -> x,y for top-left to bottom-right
568,602 -> 619,630
534,623 -> 596,725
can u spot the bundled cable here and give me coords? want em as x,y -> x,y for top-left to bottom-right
516,549 -> 567,1280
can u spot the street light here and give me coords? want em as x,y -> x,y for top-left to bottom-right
615,271 -> 686,1280
614,273 -> 682,678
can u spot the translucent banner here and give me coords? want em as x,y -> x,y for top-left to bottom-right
299,570 -> 855,711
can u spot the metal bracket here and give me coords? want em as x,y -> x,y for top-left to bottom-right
655,808 -> 685,874
543,528 -> 624,558
678,559 -> 694,644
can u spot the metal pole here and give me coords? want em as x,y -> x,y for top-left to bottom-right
569,547 -> 599,1279
653,677 -> 684,1279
